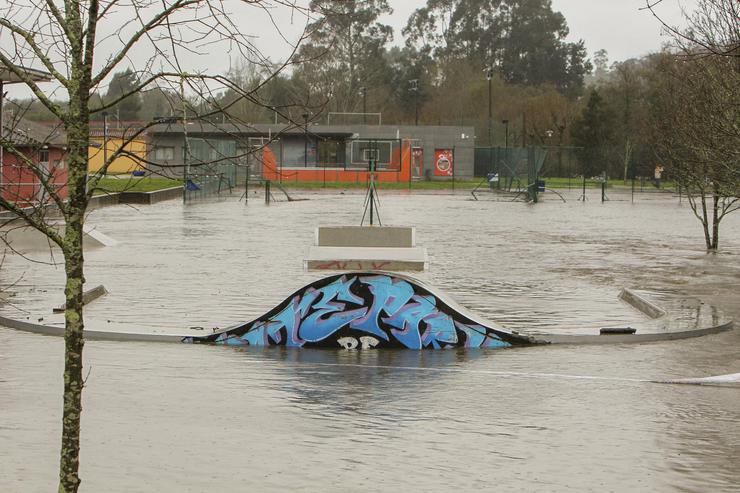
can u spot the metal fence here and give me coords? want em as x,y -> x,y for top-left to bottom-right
183,137 -> 238,202
474,147 -> 548,192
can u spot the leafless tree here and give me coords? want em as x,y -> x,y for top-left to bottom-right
0,1 -> 316,491
649,53 -> 739,250
643,0 -> 739,58
643,0 -> 739,251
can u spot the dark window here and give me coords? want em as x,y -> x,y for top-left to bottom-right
317,139 -> 345,168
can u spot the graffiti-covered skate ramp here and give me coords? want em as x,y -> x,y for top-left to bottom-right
183,272 -> 539,349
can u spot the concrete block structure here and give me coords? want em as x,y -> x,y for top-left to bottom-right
306,226 -> 428,271
146,121 -> 476,184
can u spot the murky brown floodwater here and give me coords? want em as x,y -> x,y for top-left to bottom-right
1,188 -> 739,492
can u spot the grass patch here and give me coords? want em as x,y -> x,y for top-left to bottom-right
92,176 -> 182,195
273,179 -> 485,190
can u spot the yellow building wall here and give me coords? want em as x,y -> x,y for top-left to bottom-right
88,137 -> 146,174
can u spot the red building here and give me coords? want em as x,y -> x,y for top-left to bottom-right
1,118 -> 68,209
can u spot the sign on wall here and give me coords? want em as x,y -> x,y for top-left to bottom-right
434,149 -> 454,176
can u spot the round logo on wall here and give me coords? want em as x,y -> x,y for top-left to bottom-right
436,156 -> 451,172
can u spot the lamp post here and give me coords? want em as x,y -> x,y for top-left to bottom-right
359,86 -> 367,124
102,112 -> 109,172
485,67 -> 494,177
302,112 -> 310,168
502,119 -> 509,148
409,79 -> 419,126
485,67 -> 493,148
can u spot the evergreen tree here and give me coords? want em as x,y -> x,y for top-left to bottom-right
105,69 -> 142,120
404,0 -> 591,97
570,89 -> 616,177
295,0 -> 393,115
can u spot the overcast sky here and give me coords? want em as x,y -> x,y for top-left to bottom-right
384,0 -> 697,64
4,0 -> 696,100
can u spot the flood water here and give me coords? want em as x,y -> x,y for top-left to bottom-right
1,188 -> 739,492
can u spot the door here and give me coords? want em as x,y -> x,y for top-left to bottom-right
412,147 -> 423,179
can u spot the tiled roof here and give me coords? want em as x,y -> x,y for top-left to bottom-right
1,117 -> 66,147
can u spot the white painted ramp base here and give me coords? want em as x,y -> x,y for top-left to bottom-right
305,246 -> 427,271
306,226 -> 428,271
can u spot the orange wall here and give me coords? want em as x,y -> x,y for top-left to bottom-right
262,140 -> 412,184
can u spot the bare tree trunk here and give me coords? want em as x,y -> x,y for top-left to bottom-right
58,90 -> 91,493
711,192 -> 720,250
700,194 -> 712,250
59,229 -> 85,493
622,139 -> 631,183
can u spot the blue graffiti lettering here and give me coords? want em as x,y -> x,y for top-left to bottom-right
351,276 -> 414,340
299,276 -> 368,341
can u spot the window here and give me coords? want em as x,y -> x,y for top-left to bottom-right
154,146 -> 175,161
317,139 -> 345,168
54,159 -> 65,169
39,149 -> 50,164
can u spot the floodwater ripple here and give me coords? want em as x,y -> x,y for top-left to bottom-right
1,192 -> 739,492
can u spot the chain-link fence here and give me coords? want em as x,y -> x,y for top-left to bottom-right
474,147 -> 548,192
183,137 -> 238,202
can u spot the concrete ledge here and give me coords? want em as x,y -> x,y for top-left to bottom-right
53,284 -> 108,313
619,288 -> 667,319
0,315 -> 182,342
118,186 -> 182,205
317,226 -> 415,248
0,223 -> 115,250
1,186 -> 181,218
88,193 -> 122,209
533,321 -> 733,345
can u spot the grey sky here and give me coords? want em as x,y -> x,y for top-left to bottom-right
4,0 -> 696,100
384,0 -> 697,63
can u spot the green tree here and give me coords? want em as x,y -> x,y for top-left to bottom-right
385,46 -> 434,123
600,58 -> 653,181
570,89 -> 616,177
105,69 -> 142,120
404,0 -> 591,97
295,0 -> 393,115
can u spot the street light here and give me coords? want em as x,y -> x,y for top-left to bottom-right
359,86 -> 367,124
302,111 -> 310,168
485,67 -> 494,177
102,111 -> 109,173
502,119 -> 509,148
409,79 -> 419,126
485,67 -> 494,147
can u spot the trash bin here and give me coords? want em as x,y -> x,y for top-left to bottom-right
424,169 -> 432,181
487,172 -> 499,189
